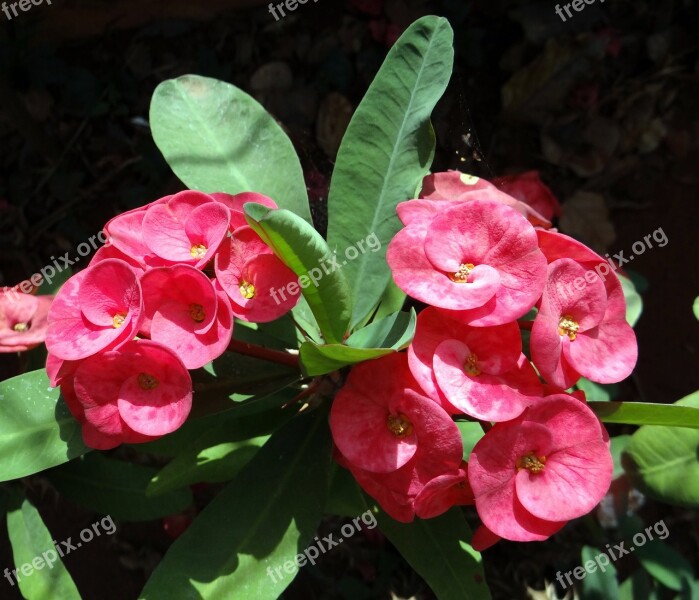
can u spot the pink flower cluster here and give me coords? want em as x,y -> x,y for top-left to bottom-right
0,291 -> 52,353
331,171 -> 636,547
46,191 -> 299,449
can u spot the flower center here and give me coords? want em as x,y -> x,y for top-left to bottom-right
386,413 -> 413,438
138,373 -> 159,390
189,303 -> 206,323
450,263 -> 475,283
239,281 -> 256,300
558,315 -> 580,341
190,244 -> 207,259
12,322 -> 28,332
516,452 -> 547,474
112,313 -> 127,328
464,353 -> 481,376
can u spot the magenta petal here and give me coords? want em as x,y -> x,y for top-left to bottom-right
80,259 -> 142,327
568,320 -> 638,384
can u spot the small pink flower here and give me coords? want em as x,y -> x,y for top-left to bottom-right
387,200 -> 548,325
140,265 -> 233,369
0,292 -> 53,352
531,258 -> 637,389
69,339 -> 192,449
46,259 -> 143,361
493,171 -> 562,223
414,462 -> 474,519
419,171 -> 552,228
215,227 -> 299,323
210,192 -> 277,232
330,353 -> 461,474
142,191 -> 230,268
468,395 -> 613,542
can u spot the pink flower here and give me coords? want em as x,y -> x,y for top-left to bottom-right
408,307 -> 542,421
330,353 -> 461,474
468,395 -> 613,542
414,462 -> 474,519
68,340 -> 192,449
142,191 -> 230,268
0,292 -> 53,352
387,199 -> 548,325
419,171 -> 552,228
493,171 -> 562,223
210,192 -> 277,232
215,226 -> 299,323
140,265 -> 233,369
46,259 -> 143,361
531,258 -> 637,389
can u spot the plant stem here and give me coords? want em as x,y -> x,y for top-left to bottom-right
517,319 -> 533,331
227,339 -> 300,369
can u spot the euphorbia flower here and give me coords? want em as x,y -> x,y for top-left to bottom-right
493,171 -> 562,223
140,265 -> 233,369
46,259 -> 143,361
330,353 -> 460,474
387,199 -> 548,326
408,307 -> 542,419
68,339 -> 192,450
142,191 -> 230,268
531,258 -> 637,389
419,171 -> 552,228
414,461 -> 474,519
468,395 -> 613,542
215,227 -> 299,322
0,292 -> 53,352
210,192 -> 277,231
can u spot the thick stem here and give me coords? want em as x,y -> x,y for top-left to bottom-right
518,319 -> 533,331
227,339 -> 300,369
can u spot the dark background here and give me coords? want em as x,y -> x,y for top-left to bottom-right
0,0 -> 698,598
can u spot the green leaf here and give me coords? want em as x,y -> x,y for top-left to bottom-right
693,297 -> 699,321
636,539 -> 694,592
47,454 -> 193,521
377,508 -> 491,600
139,406 -> 332,600
624,392 -> 699,507
326,16 -> 454,327
456,421 -> 484,459
580,545 -> 619,600
6,494 -> 81,599
589,400 -> 699,428
298,309 -> 416,376
576,378 -> 618,402
245,204 -> 352,344
610,435 -> 631,480
620,274 -> 643,327
0,370 -> 89,482
150,75 -> 312,223
619,571 -> 653,600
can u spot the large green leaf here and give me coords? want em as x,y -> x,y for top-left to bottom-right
298,309 -> 416,376
377,508 -> 491,600
623,392 -> 699,507
326,16 -> 454,327
245,204 -> 352,344
139,406 -> 332,600
47,454 -> 193,521
580,545 -> 619,600
150,75 -> 311,223
619,274 -> 643,327
6,494 -> 81,600
589,400 -> 699,428
0,370 -> 89,482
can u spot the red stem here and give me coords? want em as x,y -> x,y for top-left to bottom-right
518,319 -> 533,331
227,339 -> 300,369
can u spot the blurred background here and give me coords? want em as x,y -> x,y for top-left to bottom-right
0,0 -> 698,598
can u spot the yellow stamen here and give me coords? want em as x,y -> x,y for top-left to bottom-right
387,413 -> 413,438
138,373 -> 159,390
464,353 -> 481,376
239,281 -> 255,300
190,244 -> 207,259
516,452 -> 546,474
12,322 -> 28,332
450,263 -> 475,283
112,313 -> 126,329
189,303 -> 206,323
558,315 -> 580,341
